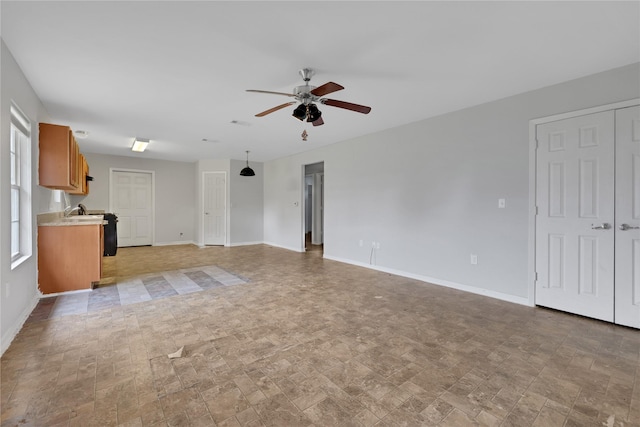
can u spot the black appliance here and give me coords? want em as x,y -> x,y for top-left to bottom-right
103,213 -> 118,256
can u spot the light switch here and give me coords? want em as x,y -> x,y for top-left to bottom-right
498,198 -> 506,209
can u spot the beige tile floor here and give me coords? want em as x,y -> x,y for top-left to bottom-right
1,244 -> 639,426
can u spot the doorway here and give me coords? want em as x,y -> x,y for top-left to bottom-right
304,162 -> 324,252
532,101 -> 639,328
110,169 -> 154,247
203,171 -> 226,246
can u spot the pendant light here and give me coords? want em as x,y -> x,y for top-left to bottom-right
240,150 -> 255,176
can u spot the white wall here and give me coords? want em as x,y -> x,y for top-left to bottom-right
263,63 -> 640,304
230,159 -> 264,245
71,152 -> 196,245
0,40 -> 55,354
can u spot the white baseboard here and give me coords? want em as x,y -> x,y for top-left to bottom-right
229,241 -> 264,247
1,293 -> 40,356
263,241 -> 304,253
153,240 -> 196,247
323,255 -> 531,307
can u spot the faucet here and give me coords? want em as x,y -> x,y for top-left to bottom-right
64,206 -> 81,217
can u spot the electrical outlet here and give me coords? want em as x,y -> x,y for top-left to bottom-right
470,254 -> 478,265
498,198 -> 506,208
372,241 -> 376,248
376,242 -> 381,250
180,232 -> 184,237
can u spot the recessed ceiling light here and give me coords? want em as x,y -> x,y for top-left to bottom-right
201,138 -> 220,143
230,120 -> 251,127
131,138 -> 150,152
74,130 -> 89,139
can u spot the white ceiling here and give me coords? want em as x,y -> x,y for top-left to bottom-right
2,1 -> 638,163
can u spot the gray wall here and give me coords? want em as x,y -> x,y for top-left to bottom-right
264,63 -> 640,304
71,153 -> 197,244
0,40 -> 54,353
230,159 -> 264,245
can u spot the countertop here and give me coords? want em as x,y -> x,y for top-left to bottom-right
37,212 -> 107,226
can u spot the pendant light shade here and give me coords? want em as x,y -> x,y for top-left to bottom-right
240,150 -> 255,176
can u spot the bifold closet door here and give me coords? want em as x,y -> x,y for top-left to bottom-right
614,105 -> 640,329
535,111 -> 615,322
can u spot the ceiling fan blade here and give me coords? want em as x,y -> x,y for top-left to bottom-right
247,89 -> 296,97
312,116 -> 324,126
322,99 -> 371,114
255,102 -> 297,117
310,82 -> 344,97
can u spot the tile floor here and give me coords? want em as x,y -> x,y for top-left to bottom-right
1,244 -> 639,426
25,266 -> 248,321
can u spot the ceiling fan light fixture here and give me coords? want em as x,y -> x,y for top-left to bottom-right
307,104 -> 321,122
240,150 -> 255,177
292,104 -> 307,121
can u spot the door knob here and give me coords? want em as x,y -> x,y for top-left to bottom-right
591,223 -> 611,230
619,223 -> 639,231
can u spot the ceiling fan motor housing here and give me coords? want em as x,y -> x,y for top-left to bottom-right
294,85 -> 318,105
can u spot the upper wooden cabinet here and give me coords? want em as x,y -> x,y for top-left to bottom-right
39,122 -> 83,191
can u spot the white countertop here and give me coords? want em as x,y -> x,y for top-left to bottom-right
37,212 -> 107,226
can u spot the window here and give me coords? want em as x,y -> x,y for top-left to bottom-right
10,103 -> 32,268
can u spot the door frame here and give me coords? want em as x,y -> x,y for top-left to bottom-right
312,172 -> 324,245
301,162 -> 325,252
527,98 -> 640,307
201,171 -> 228,246
109,168 -> 156,246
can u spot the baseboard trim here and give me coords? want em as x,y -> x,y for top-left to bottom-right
229,241 -> 263,247
263,241 -> 304,253
323,255 -> 530,307
153,240 -> 196,247
1,293 -> 40,356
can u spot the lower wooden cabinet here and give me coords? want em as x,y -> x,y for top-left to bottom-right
38,224 -> 103,294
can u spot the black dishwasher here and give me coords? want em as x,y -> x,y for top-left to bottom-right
103,213 -> 118,256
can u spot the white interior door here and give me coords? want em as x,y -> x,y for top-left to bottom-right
535,111 -> 615,322
111,170 -> 153,247
614,105 -> 640,328
203,172 -> 226,246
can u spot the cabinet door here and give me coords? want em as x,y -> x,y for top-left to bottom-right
38,225 -> 102,294
70,132 -> 79,188
69,154 -> 89,195
39,123 -> 80,191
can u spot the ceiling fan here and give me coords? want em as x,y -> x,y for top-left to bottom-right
246,68 -> 371,126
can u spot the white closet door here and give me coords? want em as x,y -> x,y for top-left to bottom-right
614,105 -> 640,328
203,172 -> 226,246
535,111 -> 615,322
